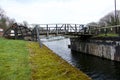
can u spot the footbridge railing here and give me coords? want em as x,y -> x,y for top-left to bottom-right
31,24 -> 85,36
3,23 -> 120,42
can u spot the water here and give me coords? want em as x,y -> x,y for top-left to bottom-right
42,38 -> 120,80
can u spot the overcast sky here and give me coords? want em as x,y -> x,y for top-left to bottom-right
0,0 -> 120,24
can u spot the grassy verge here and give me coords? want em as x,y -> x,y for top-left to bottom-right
0,38 -> 91,80
28,42 -> 91,80
0,38 -> 31,80
96,33 -> 119,37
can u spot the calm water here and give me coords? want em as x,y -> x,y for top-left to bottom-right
42,38 -> 120,80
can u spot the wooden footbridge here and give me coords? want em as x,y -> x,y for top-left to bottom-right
3,23 -> 91,40
3,23 -> 120,44
31,24 -> 89,35
3,23 -> 32,40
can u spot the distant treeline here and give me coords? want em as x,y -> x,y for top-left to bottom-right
87,10 -> 120,27
0,7 -> 15,30
0,7 -> 29,31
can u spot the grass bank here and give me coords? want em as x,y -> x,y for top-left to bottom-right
0,38 -> 31,80
96,33 -> 119,37
0,38 -> 91,80
28,42 -> 91,80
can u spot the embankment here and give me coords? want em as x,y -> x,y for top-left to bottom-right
0,38 -> 91,80
28,42 -> 91,80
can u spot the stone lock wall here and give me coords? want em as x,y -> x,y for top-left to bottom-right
70,38 -> 120,62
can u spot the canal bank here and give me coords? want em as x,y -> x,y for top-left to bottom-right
28,42 -> 91,80
70,37 -> 120,61
0,38 -> 91,80
43,38 -> 120,80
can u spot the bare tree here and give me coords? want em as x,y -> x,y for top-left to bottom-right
23,21 -> 28,27
98,10 -> 120,27
0,7 -> 15,30
86,22 -> 98,29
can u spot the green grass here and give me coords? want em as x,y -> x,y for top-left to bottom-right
0,38 -> 31,80
0,38 -> 91,80
28,42 -> 91,80
96,33 -> 119,37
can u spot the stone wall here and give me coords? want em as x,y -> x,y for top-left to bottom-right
70,38 -> 120,61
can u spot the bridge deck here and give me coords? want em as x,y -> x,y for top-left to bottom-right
3,23 -> 120,41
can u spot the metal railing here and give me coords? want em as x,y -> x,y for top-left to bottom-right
88,25 -> 120,36
31,24 -> 85,36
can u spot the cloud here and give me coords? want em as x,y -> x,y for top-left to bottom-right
0,0 -> 120,24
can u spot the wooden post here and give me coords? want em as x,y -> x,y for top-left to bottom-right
69,24 -> 71,32
75,24 -> 77,33
104,28 -> 107,36
18,26 -> 24,39
88,26 -> 91,35
64,24 -> 67,34
14,25 -> 18,39
56,24 -> 58,35
31,29 -> 35,41
46,24 -> 49,37
36,25 -> 42,47
67,24 -> 69,33
118,26 -> 120,36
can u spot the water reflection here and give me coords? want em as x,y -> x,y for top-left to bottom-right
43,38 -> 120,80
71,51 -> 120,80
43,38 -> 72,63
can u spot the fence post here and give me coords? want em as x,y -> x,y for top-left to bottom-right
13,23 -> 18,39
56,24 -> 58,35
64,24 -> 67,34
36,25 -> 42,47
118,25 -> 120,36
104,28 -> 107,36
75,24 -> 77,33
46,24 -> 49,37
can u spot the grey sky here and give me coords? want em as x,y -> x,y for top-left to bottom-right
0,0 -> 120,24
